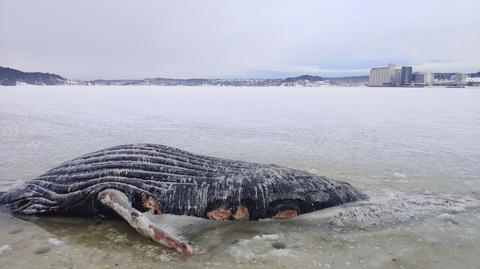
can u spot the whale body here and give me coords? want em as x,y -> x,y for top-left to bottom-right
0,144 -> 368,254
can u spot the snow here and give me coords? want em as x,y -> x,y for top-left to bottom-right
1,86 -> 479,199
298,189 -> 479,227
466,77 -> 480,82
0,244 -> 11,254
47,238 -> 64,246
252,234 -> 283,240
0,85 -> 480,268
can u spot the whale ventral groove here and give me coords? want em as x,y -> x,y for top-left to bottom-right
0,143 -> 368,255
1,143 -> 367,220
0,144 -> 366,223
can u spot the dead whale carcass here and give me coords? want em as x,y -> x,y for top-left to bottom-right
0,144 -> 367,255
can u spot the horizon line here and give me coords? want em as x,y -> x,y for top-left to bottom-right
2,65 -> 479,81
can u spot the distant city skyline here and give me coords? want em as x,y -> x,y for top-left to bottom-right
1,0 -> 479,80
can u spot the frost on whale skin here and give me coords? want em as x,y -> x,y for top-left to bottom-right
0,143 -> 367,254
0,143 -> 367,219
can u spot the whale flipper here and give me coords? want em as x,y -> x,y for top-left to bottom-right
98,189 -> 192,255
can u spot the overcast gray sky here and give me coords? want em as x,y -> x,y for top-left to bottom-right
1,0 -> 479,79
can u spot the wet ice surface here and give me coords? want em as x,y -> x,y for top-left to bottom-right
1,86 -> 480,268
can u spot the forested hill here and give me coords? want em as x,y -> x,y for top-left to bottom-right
0,66 -> 66,86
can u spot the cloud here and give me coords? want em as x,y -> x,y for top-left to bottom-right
0,0 -> 479,79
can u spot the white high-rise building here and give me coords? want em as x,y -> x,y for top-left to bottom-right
425,73 -> 433,86
368,64 -> 396,87
454,73 -> 466,83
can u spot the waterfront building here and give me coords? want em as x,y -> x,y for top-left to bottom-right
425,73 -> 433,86
412,72 -> 433,86
401,66 -> 412,85
454,73 -> 466,83
412,72 -> 425,83
368,64 -> 396,87
367,63 -> 452,87
394,69 -> 402,86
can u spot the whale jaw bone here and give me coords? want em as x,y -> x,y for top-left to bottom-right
98,189 -> 192,255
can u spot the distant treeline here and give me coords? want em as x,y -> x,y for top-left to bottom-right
0,66 -> 66,86
2,65 -> 478,86
0,66 -> 344,86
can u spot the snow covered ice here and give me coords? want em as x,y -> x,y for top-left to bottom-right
0,85 -> 479,269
